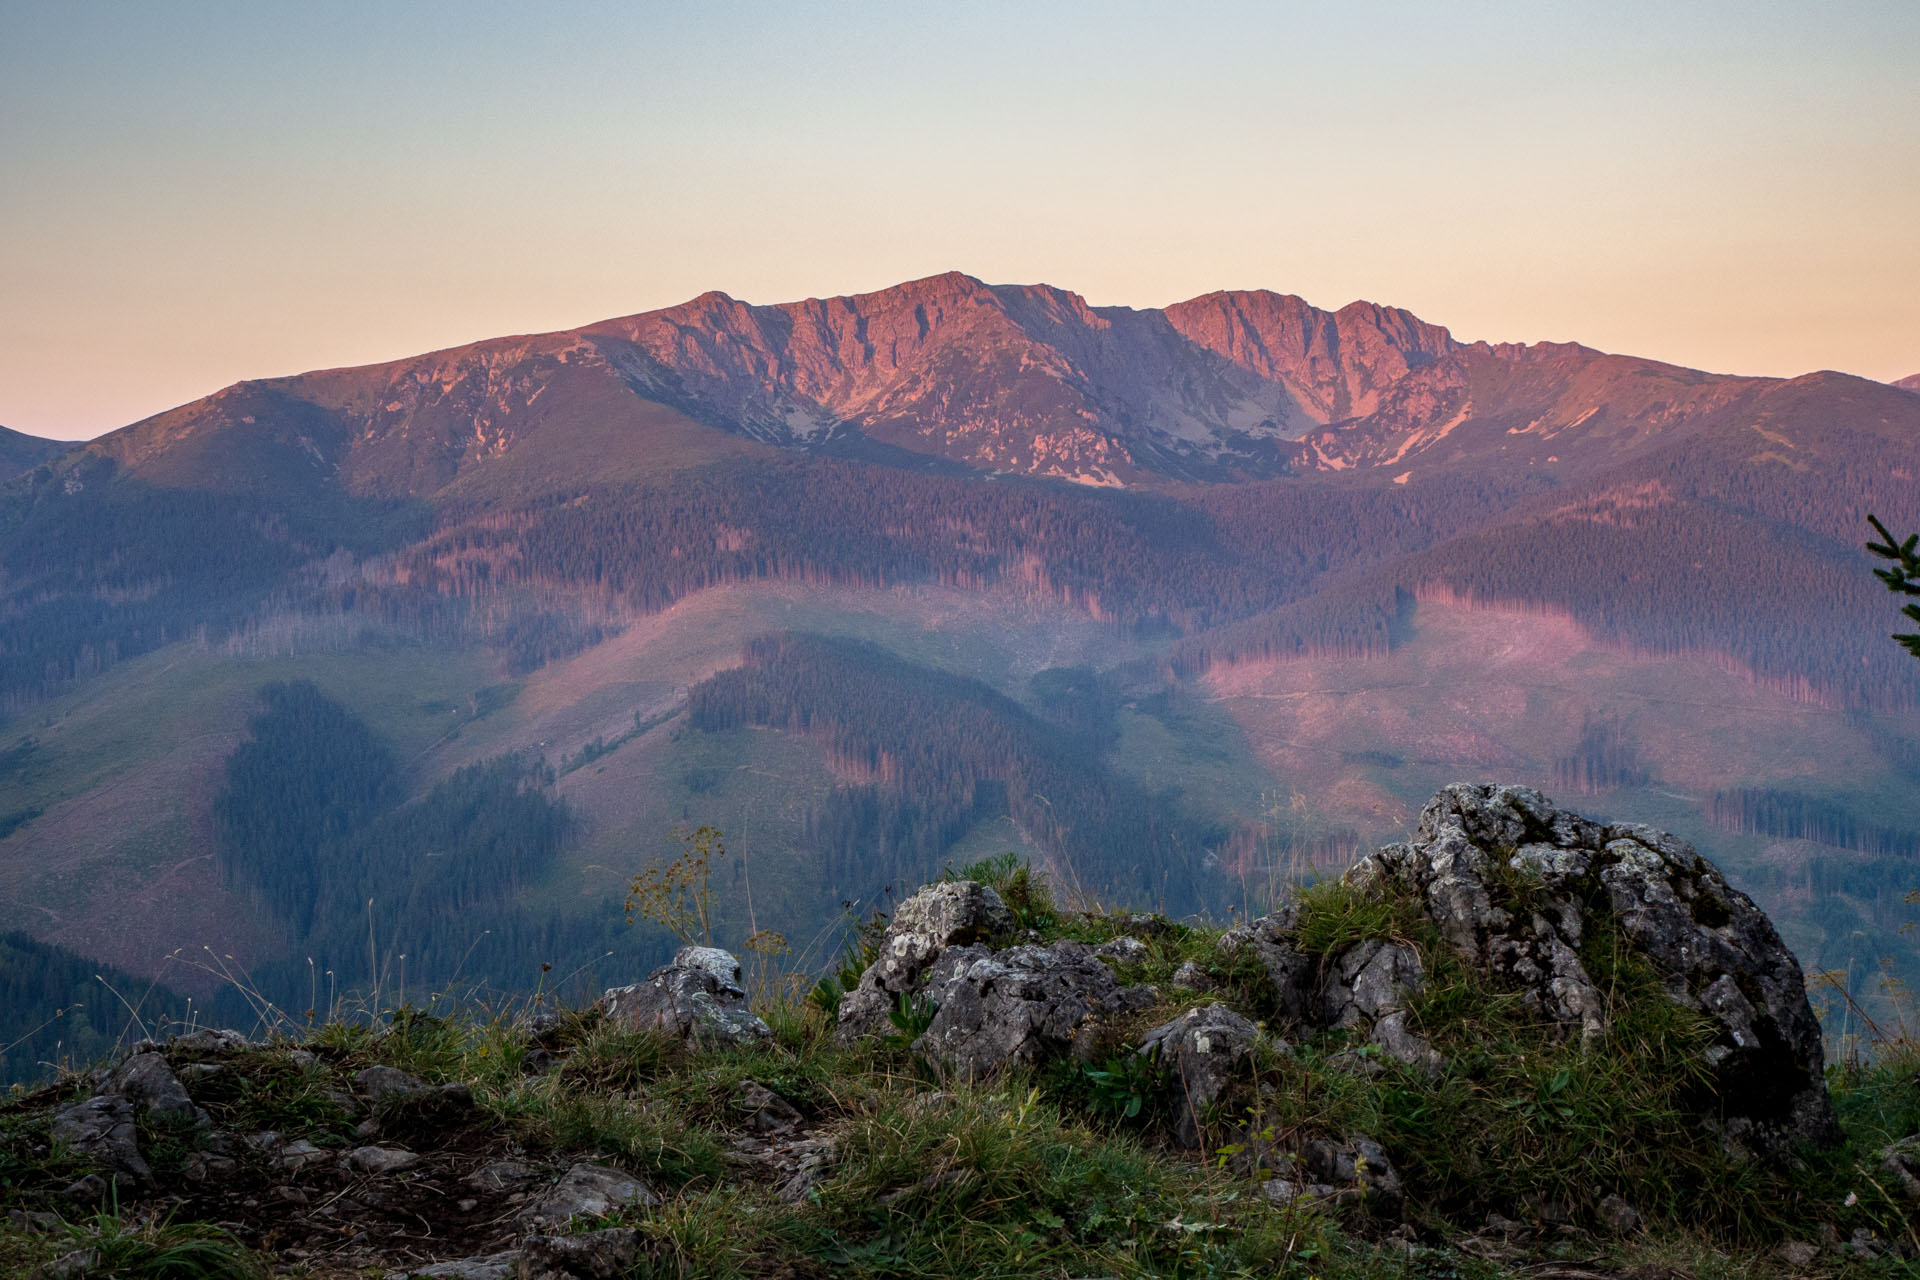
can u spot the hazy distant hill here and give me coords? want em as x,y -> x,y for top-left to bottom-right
1893,372 -> 1920,393
4,274 -> 1918,1030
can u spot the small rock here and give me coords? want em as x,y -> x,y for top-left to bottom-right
1167,960 -> 1215,991
1303,1134 -> 1403,1211
1262,1177 -> 1344,1205
1138,1004 -> 1260,1148
348,1144 -> 422,1174
7,1208 -> 61,1232
776,1136 -> 838,1203
736,1080 -> 803,1134
288,1049 -> 317,1069
34,1248 -> 99,1280
61,1174 -> 109,1203
355,1065 -> 429,1102
1597,1193 -> 1642,1234
384,1252 -> 524,1280
243,1130 -> 284,1152
519,1228 -> 643,1280
1848,1227 -> 1885,1259
466,1158 -> 539,1190
183,1153 -> 237,1181
271,1185 -> 310,1204
519,1161 -> 658,1227
167,1028 -> 253,1058
356,1117 -> 382,1139
276,1139 -> 332,1171
1093,936 -> 1150,965
457,1197 -> 477,1212
1778,1241 -> 1820,1269
181,1062 -> 226,1080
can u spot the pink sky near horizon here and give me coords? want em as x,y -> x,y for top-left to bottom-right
3,2 -> 1916,442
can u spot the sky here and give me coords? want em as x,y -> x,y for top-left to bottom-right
2,1 -> 1917,441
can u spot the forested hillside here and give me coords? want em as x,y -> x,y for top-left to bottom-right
0,933 -> 194,1085
208,681 -> 624,1021
687,633 -> 1223,912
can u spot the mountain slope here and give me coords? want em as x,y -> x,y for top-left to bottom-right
0,426 -> 69,482
1893,372 -> 1920,393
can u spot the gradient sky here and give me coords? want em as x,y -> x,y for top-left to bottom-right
3,1 -> 1917,440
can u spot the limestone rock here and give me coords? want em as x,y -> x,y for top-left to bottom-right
1138,1004 -> 1260,1148
50,1095 -> 150,1184
1218,904 -> 1314,1026
912,940 -> 1154,1077
107,1050 -> 199,1123
519,1228 -> 642,1280
347,1145 -> 422,1174
1323,940 -> 1441,1072
602,946 -> 771,1049
1346,783 -> 1839,1150
836,881 -> 1013,1042
1093,935 -> 1150,965
519,1162 -> 658,1228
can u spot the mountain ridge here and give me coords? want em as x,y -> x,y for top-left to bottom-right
48,271 -> 1884,499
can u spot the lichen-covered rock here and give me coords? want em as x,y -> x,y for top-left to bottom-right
50,1095 -> 151,1185
836,881 -> 1012,1042
1139,1003 -> 1260,1148
1347,783 -> 1838,1150
912,941 -> 1155,1078
602,946 -> 771,1049
1323,940 -> 1441,1073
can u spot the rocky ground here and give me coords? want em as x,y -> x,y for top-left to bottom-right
5,785 -> 1920,1279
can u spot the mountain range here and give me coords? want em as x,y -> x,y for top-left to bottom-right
2,272 -> 1918,1045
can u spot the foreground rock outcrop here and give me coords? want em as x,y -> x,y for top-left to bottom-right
835,783 -> 1840,1155
2,783 -> 1865,1279
1347,783 -> 1839,1150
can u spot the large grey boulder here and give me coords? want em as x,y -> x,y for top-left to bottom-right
1139,1004 -> 1260,1148
1346,783 -> 1839,1150
602,946 -> 771,1049
912,940 -> 1155,1078
836,881 -> 1013,1042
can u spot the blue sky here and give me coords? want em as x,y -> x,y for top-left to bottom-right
3,1 -> 1916,437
